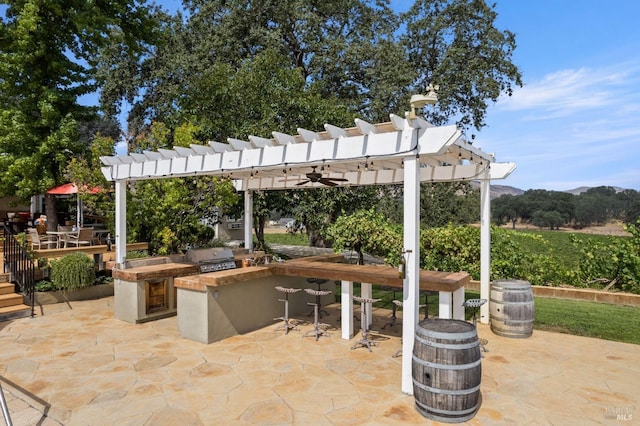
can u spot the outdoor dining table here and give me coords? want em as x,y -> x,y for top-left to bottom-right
92,229 -> 110,244
46,230 -> 77,248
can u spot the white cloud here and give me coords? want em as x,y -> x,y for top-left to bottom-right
496,62 -> 640,121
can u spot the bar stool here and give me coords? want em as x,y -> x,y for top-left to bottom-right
391,299 -> 404,358
382,289 -> 400,330
384,291 -> 427,330
303,288 -> 332,341
463,298 -> 488,352
274,286 -> 302,335
420,290 -> 437,319
351,295 -> 381,352
306,278 -> 329,318
386,296 -> 427,358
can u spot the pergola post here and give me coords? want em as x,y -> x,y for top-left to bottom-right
114,179 -> 127,268
244,189 -> 253,252
401,154 -> 420,395
480,179 -> 491,324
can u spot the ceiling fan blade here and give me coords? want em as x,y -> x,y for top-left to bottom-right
319,179 -> 339,187
296,180 -> 311,186
326,177 -> 348,182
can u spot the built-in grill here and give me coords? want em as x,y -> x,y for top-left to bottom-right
185,247 -> 237,273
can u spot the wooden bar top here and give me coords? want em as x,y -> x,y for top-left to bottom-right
270,261 -> 470,292
173,255 -> 469,293
113,262 -> 199,281
189,266 -> 273,288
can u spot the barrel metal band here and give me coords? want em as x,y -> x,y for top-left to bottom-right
412,354 -> 482,370
412,379 -> 481,395
415,334 -> 479,350
490,298 -> 533,305
415,398 -> 480,416
490,317 -> 533,324
416,328 -> 476,340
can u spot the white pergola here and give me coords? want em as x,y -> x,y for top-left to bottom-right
100,113 -> 515,394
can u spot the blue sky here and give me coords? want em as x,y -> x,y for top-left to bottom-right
440,0 -> 640,192
155,0 -> 640,191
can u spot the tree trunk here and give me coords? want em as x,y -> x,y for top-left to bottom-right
44,194 -> 59,231
254,215 -> 266,250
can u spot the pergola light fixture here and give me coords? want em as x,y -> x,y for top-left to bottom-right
408,84 -> 439,119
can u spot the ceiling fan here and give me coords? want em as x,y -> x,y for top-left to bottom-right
288,166 -> 348,187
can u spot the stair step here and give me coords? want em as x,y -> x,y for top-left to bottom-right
0,282 -> 16,295
0,273 -> 9,283
0,303 -> 31,321
0,293 -> 23,308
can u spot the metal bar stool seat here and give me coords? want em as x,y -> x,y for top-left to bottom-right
351,295 -> 381,352
274,286 -> 302,334
463,298 -> 488,352
306,278 -> 330,318
303,288 -> 332,341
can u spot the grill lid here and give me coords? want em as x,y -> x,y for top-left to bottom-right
185,247 -> 235,264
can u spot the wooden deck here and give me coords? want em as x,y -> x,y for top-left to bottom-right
34,242 -> 149,260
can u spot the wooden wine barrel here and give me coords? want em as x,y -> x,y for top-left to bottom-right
412,319 -> 482,423
490,279 -> 534,338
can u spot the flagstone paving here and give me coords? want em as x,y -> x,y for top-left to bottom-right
1,296 -> 638,425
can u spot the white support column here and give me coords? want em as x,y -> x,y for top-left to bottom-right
244,189 -> 253,252
452,287 -> 466,320
114,180 -> 127,268
439,291 -> 452,319
341,280 -> 354,339
30,195 -> 38,215
480,179 -> 491,324
401,154 -> 420,395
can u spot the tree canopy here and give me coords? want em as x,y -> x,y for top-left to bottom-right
2,0 -> 524,253
0,0 -> 157,226
492,186 -> 640,229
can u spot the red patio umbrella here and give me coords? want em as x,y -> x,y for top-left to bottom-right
46,183 -> 101,195
46,183 -> 102,227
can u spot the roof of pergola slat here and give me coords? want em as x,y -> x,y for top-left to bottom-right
100,114 -> 515,189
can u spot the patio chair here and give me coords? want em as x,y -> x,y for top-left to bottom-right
27,227 -> 56,250
66,227 -> 94,247
57,225 -> 73,247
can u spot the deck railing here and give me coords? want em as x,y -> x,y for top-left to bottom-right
2,224 -> 35,317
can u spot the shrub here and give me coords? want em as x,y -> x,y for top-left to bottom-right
572,220 -> 640,293
34,280 -> 59,292
50,253 -> 96,291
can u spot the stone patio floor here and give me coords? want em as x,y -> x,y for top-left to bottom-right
0,296 -> 638,425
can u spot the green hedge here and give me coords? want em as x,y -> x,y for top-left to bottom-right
50,253 -> 96,291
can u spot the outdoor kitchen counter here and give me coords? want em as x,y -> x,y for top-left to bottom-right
112,262 -> 199,281
174,265 -> 274,291
174,256 -> 470,293
172,256 -> 471,344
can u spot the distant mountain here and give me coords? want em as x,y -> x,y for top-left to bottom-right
472,183 -> 632,199
470,182 -> 524,199
490,185 -> 525,199
564,186 -> 626,195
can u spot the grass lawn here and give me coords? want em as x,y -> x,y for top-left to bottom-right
265,229 -> 639,345
341,287 -> 640,345
264,232 -> 309,246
